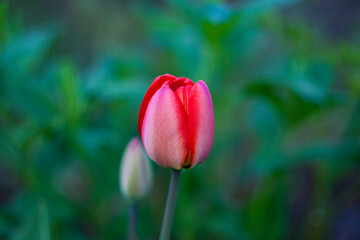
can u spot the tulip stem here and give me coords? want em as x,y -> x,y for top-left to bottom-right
128,203 -> 137,240
159,169 -> 182,240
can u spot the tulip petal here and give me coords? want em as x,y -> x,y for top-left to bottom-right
141,85 -> 189,169
188,81 -> 214,167
174,85 -> 192,114
169,77 -> 194,92
138,74 -> 177,136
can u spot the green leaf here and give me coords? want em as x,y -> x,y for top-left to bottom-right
0,25 -> 57,76
58,61 -> 86,127
38,201 -> 51,240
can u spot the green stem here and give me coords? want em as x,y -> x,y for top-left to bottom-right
128,203 -> 137,240
159,169 -> 182,240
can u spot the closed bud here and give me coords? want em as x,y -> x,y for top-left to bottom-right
138,74 -> 214,170
120,137 -> 153,200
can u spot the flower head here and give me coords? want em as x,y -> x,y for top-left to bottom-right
120,137 -> 153,200
138,74 -> 214,170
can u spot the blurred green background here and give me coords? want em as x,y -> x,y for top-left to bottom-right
1,0 -> 360,239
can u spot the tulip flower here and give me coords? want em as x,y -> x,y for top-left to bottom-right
138,74 -> 214,240
120,137 -> 153,240
120,137 -> 153,200
138,74 -> 214,170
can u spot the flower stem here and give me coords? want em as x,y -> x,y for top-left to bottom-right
159,169 -> 182,240
128,203 -> 137,240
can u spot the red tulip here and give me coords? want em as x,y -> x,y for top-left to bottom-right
138,74 -> 214,170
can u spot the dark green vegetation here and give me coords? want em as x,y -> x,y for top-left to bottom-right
1,0 -> 360,239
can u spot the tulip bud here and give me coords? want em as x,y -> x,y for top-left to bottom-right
138,74 -> 214,170
120,137 -> 153,200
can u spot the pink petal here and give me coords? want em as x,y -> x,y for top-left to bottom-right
169,77 -> 194,92
174,85 -> 192,114
138,74 -> 176,136
187,81 -> 214,167
141,85 -> 189,169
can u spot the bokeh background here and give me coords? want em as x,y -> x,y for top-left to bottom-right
1,0 -> 360,239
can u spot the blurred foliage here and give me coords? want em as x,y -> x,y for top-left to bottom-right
0,0 -> 360,239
